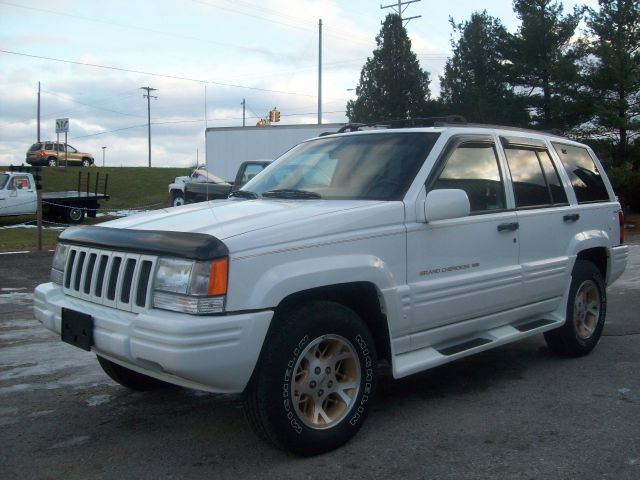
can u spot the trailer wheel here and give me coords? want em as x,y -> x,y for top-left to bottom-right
66,207 -> 85,224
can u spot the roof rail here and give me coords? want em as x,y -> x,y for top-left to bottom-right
337,115 -> 467,134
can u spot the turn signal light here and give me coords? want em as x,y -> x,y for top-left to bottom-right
208,257 -> 228,296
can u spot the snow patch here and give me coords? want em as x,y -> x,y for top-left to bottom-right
50,436 -> 91,449
86,394 -> 112,407
0,292 -> 33,305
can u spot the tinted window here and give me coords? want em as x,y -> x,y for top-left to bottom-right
552,143 -> 609,203
29,143 -> 42,152
44,143 -> 53,150
0,174 -> 8,189
244,133 -> 440,200
432,141 -> 505,213
505,148 -> 552,207
538,150 -> 568,204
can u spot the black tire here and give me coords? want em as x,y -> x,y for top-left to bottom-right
48,157 -> 58,167
81,158 -> 92,167
544,260 -> 607,357
97,356 -> 169,391
170,192 -> 185,207
65,207 -> 85,224
242,301 -> 377,456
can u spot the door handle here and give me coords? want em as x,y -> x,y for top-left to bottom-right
563,213 -> 580,222
497,222 -> 519,232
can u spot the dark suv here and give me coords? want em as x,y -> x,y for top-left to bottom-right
26,142 -> 95,167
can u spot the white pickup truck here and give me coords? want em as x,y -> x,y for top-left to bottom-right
34,122 -> 628,455
0,170 -> 109,223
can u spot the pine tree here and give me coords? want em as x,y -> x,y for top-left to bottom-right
439,11 -> 528,125
346,14 -> 431,123
508,0 -> 585,131
583,0 -> 640,167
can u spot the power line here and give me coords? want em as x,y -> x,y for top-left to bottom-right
0,1 -> 238,50
0,49 -> 347,100
42,90 -> 146,118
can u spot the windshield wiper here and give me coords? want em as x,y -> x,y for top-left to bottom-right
229,190 -> 259,199
262,189 -> 322,199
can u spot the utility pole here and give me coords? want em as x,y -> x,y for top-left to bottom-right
241,98 -> 246,127
102,146 -> 106,167
37,82 -> 41,143
380,0 -> 422,24
140,86 -> 157,168
318,18 -> 322,125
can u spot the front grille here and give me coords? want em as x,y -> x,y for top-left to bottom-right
63,246 -> 157,313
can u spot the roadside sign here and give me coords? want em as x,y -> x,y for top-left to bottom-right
56,118 -> 69,133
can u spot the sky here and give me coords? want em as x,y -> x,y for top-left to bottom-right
0,0 -> 597,169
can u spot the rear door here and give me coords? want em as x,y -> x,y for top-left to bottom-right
499,136 -> 575,311
406,135 -> 521,343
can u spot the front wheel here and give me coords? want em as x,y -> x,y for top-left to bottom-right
97,356 -> 169,391
243,301 -> 377,456
170,192 -> 185,207
81,158 -> 92,167
544,260 -> 606,357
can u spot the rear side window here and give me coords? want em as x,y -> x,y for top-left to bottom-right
432,140 -> 506,213
29,143 -> 42,152
505,148 -> 568,208
552,143 -> 609,203
44,143 -> 53,150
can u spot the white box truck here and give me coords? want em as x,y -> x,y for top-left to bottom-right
205,124 -> 343,182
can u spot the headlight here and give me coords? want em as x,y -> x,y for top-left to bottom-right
152,257 -> 228,314
50,243 -> 70,285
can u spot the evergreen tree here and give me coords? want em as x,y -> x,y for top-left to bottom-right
346,14 -> 431,123
508,0 -> 585,131
439,11 -> 528,125
583,0 -> 640,167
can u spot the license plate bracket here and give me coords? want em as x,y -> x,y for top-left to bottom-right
61,308 -> 94,351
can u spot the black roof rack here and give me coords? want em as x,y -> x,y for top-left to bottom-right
336,117 -> 569,139
337,115 -> 467,133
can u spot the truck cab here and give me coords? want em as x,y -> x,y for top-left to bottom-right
0,172 -> 36,216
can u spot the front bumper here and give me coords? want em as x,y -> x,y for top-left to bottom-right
34,282 -> 273,393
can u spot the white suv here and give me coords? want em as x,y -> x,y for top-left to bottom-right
34,121 -> 628,455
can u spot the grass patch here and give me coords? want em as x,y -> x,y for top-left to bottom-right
38,166 -> 190,210
0,226 -> 61,251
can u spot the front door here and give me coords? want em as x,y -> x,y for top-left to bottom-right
406,135 -> 521,345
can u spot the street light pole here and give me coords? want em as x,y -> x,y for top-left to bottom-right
102,146 -> 106,167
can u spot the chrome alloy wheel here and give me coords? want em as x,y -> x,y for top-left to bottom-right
573,280 -> 601,340
291,334 -> 361,430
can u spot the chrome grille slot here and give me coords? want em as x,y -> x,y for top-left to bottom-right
62,247 -> 157,312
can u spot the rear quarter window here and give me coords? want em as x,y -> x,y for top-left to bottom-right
29,143 -> 42,152
552,143 -> 609,203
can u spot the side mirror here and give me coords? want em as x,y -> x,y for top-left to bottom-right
424,189 -> 470,222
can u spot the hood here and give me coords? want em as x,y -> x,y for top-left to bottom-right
100,198 -> 399,251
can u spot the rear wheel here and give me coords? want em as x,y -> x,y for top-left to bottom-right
48,157 -> 58,167
544,260 -> 606,357
97,356 -> 169,391
243,301 -> 377,456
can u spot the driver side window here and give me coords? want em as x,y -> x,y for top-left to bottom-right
430,139 -> 506,214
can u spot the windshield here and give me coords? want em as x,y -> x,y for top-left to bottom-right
0,174 -> 8,189
193,168 -> 225,183
242,132 -> 440,200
